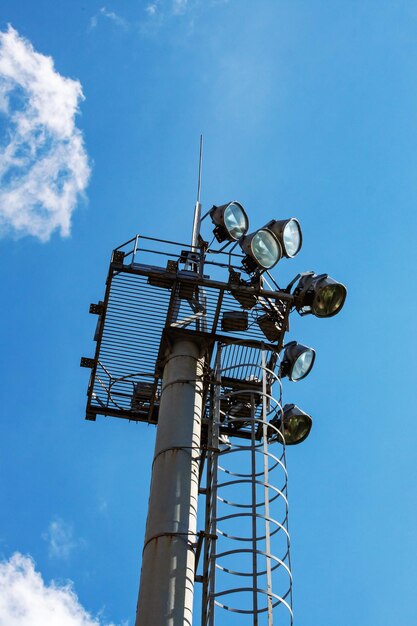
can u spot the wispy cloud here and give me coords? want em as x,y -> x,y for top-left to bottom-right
98,498 -> 108,514
90,7 -> 128,30
172,0 -> 189,15
0,26 -> 90,242
145,3 -> 158,17
144,0 -> 190,18
144,0 -> 229,19
0,553 -> 123,626
42,518 -> 82,560
89,1 -> 229,32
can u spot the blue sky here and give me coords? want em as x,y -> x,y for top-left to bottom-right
1,1 -> 417,624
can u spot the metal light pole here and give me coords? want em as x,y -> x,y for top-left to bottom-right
81,138 -> 346,626
136,338 -> 204,626
136,138 -> 205,625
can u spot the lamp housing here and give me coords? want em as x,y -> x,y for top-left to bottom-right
240,229 -> 282,273
271,404 -> 312,445
228,270 -> 260,310
280,341 -> 316,381
210,201 -> 249,243
257,313 -> 285,343
293,273 -> 347,318
264,218 -> 302,258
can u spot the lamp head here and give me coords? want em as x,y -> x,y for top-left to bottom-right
294,273 -> 347,318
210,201 -> 249,243
273,403 -> 312,445
264,218 -> 302,258
280,341 -> 316,381
240,228 -> 282,273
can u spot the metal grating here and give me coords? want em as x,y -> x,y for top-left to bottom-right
89,271 -> 170,422
84,235 -> 293,431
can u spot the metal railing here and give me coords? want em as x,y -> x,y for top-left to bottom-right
85,235 -> 292,426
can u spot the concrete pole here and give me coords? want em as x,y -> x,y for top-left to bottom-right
136,338 -> 204,626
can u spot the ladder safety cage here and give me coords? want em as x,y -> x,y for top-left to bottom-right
199,342 -> 293,626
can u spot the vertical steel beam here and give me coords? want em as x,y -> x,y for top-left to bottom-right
136,338 -> 204,626
262,349 -> 274,625
207,346 -> 221,626
250,393 -> 259,625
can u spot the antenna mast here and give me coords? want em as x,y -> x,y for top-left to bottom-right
191,134 -> 203,251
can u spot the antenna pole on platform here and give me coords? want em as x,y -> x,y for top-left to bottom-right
191,135 -> 203,252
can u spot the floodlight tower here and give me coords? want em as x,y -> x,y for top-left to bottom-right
81,140 -> 346,625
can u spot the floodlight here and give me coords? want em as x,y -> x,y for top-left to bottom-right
257,313 -> 284,343
293,273 -> 347,318
210,201 -> 249,242
240,229 -> 281,273
280,341 -> 316,381
228,270 -> 260,310
230,289 -> 258,310
264,218 -> 302,258
273,404 -> 312,445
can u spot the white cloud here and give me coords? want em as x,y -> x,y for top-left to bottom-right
0,553 -> 122,626
42,519 -> 82,560
145,3 -> 158,16
90,7 -> 128,30
172,0 -> 189,15
0,25 -> 90,241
